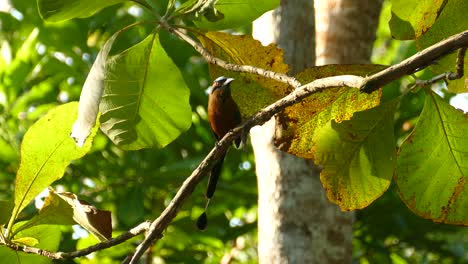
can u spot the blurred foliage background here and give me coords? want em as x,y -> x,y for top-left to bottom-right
0,0 -> 466,263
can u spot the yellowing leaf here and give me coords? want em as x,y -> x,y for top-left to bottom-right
315,100 -> 398,210
389,0 -> 447,40
197,31 -> 290,117
276,65 -> 384,158
415,0 -> 468,93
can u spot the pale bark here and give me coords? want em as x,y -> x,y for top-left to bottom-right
316,0 -> 384,65
252,0 -> 383,263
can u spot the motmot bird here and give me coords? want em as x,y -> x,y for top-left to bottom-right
197,76 -> 241,230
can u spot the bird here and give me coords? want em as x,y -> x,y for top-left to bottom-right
197,76 -> 242,230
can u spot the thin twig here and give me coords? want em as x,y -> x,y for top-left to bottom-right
449,47 -> 467,80
361,30 -> 468,92
409,47 -> 467,87
1,221 -> 150,260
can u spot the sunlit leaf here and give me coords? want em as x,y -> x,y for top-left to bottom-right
389,0 -> 447,40
13,188 -> 77,234
186,0 -> 280,30
11,102 -> 97,227
15,189 -> 111,241
12,237 -> 39,247
99,32 -> 192,150
396,90 -> 468,225
197,31 -> 289,117
415,0 -> 468,93
315,99 -> 398,210
275,65 -> 384,158
37,0 -> 127,22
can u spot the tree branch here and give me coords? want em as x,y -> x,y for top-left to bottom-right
361,30 -> 468,92
1,221 -> 150,260
163,23 -> 303,88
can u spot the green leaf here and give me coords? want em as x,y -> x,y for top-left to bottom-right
175,0 -> 225,22
396,90 -> 468,225
0,224 -> 61,264
12,237 -> 39,247
276,65 -> 384,158
10,102 -> 97,230
3,28 -> 40,104
192,0 -> 280,30
37,0 -> 127,22
99,32 -> 192,150
14,189 -> 112,241
13,189 -> 76,234
0,138 -> 17,163
197,31 -> 290,117
315,99 -> 398,210
389,0 -> 447,40
117,186 -> 145,227
415,0 -> 468,93
72,32 -> 118,147
0,200 -> 14,225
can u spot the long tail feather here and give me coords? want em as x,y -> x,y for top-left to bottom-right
197,152 -> 226,230
206,152 -> 226,198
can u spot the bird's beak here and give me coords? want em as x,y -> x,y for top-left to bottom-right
225,78 -> 235,85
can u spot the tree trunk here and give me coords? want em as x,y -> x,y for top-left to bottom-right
316,0 -> 383,65
251,0 -> 383,263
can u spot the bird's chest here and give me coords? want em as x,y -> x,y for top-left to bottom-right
208,93 -> 229,122
208,92 -> 239,137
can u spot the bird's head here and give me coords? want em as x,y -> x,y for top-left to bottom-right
210,76 -> 234,93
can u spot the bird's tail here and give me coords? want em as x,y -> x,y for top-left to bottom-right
197,152 -> 226,230
206,152 -> 226,199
